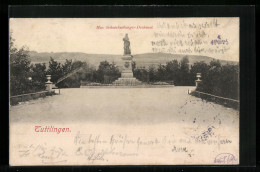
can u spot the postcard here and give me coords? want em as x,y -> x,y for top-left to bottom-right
9,17 -> 239,165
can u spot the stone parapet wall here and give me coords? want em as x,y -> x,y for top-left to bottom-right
10,91 -> 55,106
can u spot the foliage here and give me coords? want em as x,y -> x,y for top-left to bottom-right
95,61 -> 120,84
179,56 -> 190,85
196,62 -> 239,100
62,59 -> 73,75
134,67 -> 149,82
57,60 -> 89,88
47,57 -> 63,83
10,32 -> 34,96
30,63 -> 47,91
9,35 -> 239,103
156,64 -> 167,82
132,61 -> 136,72
148,65 -> 157,83
190,61 -> 209,85
165,59 -> 180,84
133,57 -> 190,85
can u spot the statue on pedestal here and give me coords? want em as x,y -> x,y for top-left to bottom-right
112,33 -> 142,85
123,34 -> 131,55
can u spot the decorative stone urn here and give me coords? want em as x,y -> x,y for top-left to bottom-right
195,73 -> 202,87
45,75 -> 53,91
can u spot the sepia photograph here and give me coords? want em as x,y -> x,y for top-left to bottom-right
9,18 -> 239,165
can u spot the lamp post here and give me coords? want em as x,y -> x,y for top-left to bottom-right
195,73 -> 202,87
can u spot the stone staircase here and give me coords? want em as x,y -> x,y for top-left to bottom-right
113,77 -> 142,86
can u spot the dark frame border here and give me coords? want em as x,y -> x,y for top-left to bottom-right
4,5 -> 256,171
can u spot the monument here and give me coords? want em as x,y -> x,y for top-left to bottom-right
195,73 -> 202,87
113,34 -> 142,86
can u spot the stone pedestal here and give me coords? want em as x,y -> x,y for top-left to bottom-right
45,75 -> 53,91
195,79 -> 201,87
45,82 -> 53,91
195,73 -> 202,88
113,55 -> 142,86
121,55 -> 133,78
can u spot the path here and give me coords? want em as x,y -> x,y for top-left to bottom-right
9,87 -> 239,165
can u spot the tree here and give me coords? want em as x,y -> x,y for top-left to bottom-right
195,62 -> 239,108
133,67 -> 149,82
62,59 -> 72,75
179,56 -> 190,85
157,64 -> 167,82
9,32 -> 32,95
57,60 -> 89,88
9,30 -> 17,54
30,63 -> 47,91
83,65 -> 96,82
210,59 -> 221,69
204,60 -> 222,95
165,60 -> 180,84
219,64 -> 239,100
148,65 -> 156,82
108,62 -> 121,82
71,60 -> 86,70
132,61 -> 136,72
190,61 -> 209,86
47,57 -> 63,83
95,61 -> 120,83
96,61 -> 110,83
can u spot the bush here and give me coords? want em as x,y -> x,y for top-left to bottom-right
196,63 -> 239,100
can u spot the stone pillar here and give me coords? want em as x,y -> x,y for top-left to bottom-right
112,34 -> 142,86
121,55 -> 134,78
45,75 -> 53,91
195,73 -> 202,88
112,55 -> 142,86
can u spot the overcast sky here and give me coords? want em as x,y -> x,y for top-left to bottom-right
10,18 -> 239,61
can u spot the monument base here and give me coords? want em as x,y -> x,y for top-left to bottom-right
45,81 -> 53,91
112,55 -> 142,86
113,78 -> 142,86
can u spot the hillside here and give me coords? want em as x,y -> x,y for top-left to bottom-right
28,51 -> 238,68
